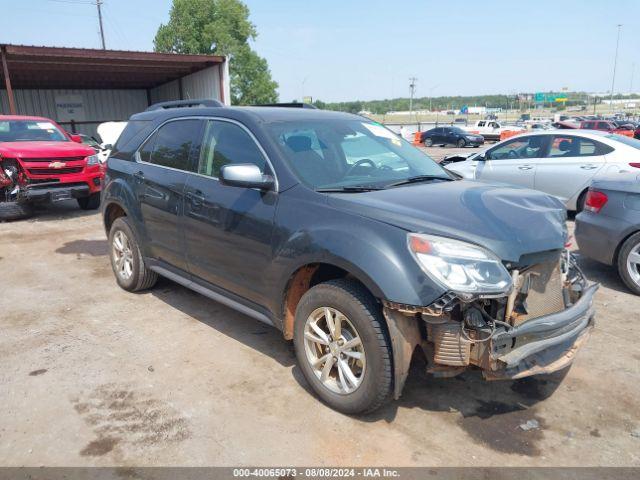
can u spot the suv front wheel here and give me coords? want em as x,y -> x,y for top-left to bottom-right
293,279 -> 392,414
108,217 -> 158,292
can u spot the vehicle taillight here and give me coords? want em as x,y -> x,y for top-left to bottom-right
629,163 -> 640,169
584,190 -> 608,213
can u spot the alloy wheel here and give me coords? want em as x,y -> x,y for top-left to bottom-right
626,243 -> 640,287
303,307 -> 366,394
112,230 -> 134,281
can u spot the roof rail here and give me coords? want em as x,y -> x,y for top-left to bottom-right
254,102 -> 318,109
145,99 -> 224,112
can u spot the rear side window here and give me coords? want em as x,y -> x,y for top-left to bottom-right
139,119 -> 202,172
197,120 -> 267,178
548,136 -> 598,157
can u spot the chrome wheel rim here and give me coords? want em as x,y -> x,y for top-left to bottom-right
112,230 -> 134,281
303,307 -> 366,395
626,243 -> 640,286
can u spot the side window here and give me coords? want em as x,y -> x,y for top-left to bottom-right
597,122 -> 610,130
548,136 -> 600,157
487,136 -> 547,160
477,121 -> 485,127
198,120 -> 267,177
139,119 -> 202,171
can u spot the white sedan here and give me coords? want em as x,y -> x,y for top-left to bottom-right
445,130 -> 640,211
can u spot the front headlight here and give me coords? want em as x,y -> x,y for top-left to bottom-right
87,154 -> 100,166
407,233 -> 512,295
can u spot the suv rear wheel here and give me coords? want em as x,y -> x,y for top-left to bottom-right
617,232 -> 640,295
78,192 -> 101,210
293,279 -> 392,414
108,217 -> 158,292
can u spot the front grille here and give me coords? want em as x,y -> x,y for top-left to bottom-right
27,167 -> 83,175
22,156 -> 86,163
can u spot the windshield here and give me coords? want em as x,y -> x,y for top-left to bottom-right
0,120 -> 68,142
267,119 -> 450,190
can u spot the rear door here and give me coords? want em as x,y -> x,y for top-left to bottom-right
534,134 -> 607,204
474,135 -> 549,189
183,119 -> 278,306
134,119 -> 203,271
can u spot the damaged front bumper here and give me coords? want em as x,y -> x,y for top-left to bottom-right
383,254 -> 597,398
484,283 -> 597,379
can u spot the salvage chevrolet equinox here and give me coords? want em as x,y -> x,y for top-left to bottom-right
102,100 -> 597,414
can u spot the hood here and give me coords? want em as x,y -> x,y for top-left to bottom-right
327,180 -> 567,263
0,141 -> 94,159
97,122 -> 127,147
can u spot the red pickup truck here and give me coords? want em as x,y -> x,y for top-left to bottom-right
0,115 -> 104,220
580,120 -> 635,137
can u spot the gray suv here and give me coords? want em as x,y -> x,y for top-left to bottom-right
101,100 -> 597,414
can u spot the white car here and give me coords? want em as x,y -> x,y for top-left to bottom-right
445,130 -> 640,211
96,121 -> 127,163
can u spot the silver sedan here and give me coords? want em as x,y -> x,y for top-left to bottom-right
446,130 -> 640,211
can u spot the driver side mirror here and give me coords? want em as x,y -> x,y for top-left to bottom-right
103,144 -> 113,151
475,152 -> 487,161
220,164 -> 274,190
69,134 -> 82,143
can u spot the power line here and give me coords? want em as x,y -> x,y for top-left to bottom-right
609,24 -> 622,108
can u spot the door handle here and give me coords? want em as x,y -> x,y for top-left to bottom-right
133,171 -> 144,184
580,165 -> 598,170
186,191 -> 205,207
518,165 -> 533,170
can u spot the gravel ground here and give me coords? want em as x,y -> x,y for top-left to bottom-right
1,154 -> 639,467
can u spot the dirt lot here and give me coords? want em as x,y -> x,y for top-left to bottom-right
1,152 -> 640,466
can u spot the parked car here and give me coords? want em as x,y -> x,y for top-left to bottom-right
97,121 -> 128,163
446,131 -> 640,211
102,100 -> 596,414
580,120 -> 634,137
0,115 -> 104,221
575,176 -> 640,295
420,126 -> 483,147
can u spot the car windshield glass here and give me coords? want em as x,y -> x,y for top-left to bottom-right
267,119 -> 449,190
0,120 -> 67,142
606,134 -> 640,150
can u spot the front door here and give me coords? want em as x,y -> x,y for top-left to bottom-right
134,118 -> 203,271
475,135 -> 549,189
183,119 -> 278,306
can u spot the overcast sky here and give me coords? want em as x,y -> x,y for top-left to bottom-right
1,0 -> 639,102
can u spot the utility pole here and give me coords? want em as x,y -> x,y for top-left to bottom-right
610,24 -> 622,111
96,0 -> 106,50
408,77 -> 417,116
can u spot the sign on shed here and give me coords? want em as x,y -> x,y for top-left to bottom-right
55,94 -> 86,122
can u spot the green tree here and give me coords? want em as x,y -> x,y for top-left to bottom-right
154,0 -> 278,105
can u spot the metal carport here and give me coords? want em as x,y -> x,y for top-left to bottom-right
0,44 -> 229,137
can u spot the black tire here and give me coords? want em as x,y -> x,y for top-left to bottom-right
108,217 -> 158,292
424,138 -> 433,147
457,138 -> 467,148
576,190 -> 588,213
617,232 -> 640,295
0,201 -> 33,221
293,278 -> 393,414
78,192 -> 101,210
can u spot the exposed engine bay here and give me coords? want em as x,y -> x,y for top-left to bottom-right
384,249 -> 596,395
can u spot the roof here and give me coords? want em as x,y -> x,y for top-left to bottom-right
0,115 -> 55,122
0,44 -> 225,90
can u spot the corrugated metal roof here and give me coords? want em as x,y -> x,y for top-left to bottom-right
1,44 -> 225,90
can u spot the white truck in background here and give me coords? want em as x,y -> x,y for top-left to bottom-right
462,120 -> 516,141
